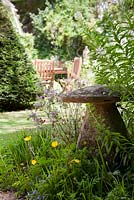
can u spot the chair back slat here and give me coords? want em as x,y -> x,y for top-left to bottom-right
33,59 -> 54,85
69,57 -> 82,79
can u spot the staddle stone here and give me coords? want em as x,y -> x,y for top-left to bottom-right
61,85 -> 128,149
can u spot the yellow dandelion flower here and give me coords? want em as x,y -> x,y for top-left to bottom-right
74,159 -> 80,164
24,136 -> 32,141
51,141 -> 59,148
31,159 -> 37,165
69,159 -> 81,164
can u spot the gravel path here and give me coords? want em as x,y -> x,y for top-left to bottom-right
0,191 -> 26,200
0,191 -> 16,200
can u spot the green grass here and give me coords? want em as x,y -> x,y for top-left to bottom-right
0,110 -> 37,135
0,110 -> 36,148
0,132 -> 19,149
0,110 -> 52,149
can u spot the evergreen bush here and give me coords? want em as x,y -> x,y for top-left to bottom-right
0,3 -> 40,111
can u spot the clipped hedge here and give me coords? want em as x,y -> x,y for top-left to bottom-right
0,3 -> 40,111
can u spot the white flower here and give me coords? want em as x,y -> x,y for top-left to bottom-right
96,47 -> 106,55
120,38 -> 127,46
129,30 -> 134,36
74,11 -> 83,20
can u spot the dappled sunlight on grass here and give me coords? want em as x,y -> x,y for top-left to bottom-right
0,110 -> 35,134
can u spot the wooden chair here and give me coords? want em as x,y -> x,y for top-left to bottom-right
67,57 -> 82,79
59,57 -> 82,92
33,59 -> 54,87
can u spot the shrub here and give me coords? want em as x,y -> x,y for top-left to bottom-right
0,3 -> 40,111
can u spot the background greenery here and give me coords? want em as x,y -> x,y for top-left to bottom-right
30,0 -> 97,59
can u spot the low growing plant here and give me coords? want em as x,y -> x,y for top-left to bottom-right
0,121 -> 134,199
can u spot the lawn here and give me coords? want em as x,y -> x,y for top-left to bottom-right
0,109 -> 52,148
0,110 -> 35,135
0,110 -> 36,148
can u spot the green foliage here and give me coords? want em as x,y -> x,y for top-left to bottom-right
83,3 -> 134,134
0,3 -> 40,111
26,83 -> 134,199
0,129 -> 98,199
20,33 -> 36,59
0,82 -> 133,198
30,85 -> 87,144
90,16 -> 134,97
105,182 -> 130,200
0,123 -> 134,199
31,0 -> 97,59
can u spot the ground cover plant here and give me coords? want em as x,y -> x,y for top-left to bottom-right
0,122 -> 133,199
0,86 -> 134,199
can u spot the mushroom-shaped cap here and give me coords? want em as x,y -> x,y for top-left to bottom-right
61,85 -> 120,103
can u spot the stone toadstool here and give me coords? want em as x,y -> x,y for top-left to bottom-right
61,84 -> 128,148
